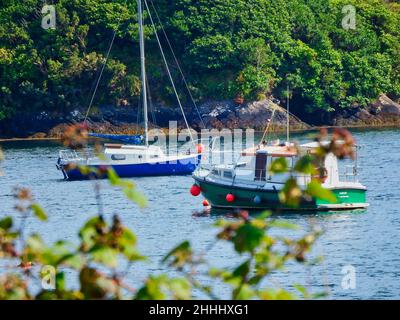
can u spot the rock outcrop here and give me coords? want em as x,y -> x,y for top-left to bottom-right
198,99 -> 309,131
333,94 -> 400,127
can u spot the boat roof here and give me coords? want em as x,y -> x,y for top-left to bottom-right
241,141 -> 343,157
241,145 -> 298,157
104,144 -> 164,155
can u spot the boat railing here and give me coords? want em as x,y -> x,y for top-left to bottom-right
58,149 -> 97,162
341,164 -> 359,182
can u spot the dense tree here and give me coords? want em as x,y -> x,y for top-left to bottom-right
0,0 -> 399,121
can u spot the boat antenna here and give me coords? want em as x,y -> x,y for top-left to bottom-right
138,0 -> 149,147
144,0 -> 194,142
286,81 -> 290,145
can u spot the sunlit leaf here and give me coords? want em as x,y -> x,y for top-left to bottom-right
269,220 -> 300,230
306,180 -> 337,203
169,278 -> 191,300
269,157 -> 288,174
294,154 -> 316,174
31,203 -> 47,221
123,187 -> 147,208
233,284 -> 255,300
91,246 -> 118,268
279,178 -> 302,207
162,241 -> 192,268
107,168 -> 120,185
259,288 -> 297,300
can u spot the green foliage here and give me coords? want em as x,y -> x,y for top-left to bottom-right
1,0 -> 400,119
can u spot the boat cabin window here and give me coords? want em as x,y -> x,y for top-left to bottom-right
212,169 -> 219,176
111,154 -> 126,161
150,155 -> 159,159
223,171 -> 233,179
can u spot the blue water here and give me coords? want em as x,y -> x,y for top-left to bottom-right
0,128 -> 399,299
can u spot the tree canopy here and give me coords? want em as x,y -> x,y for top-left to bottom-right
0,0 -> 399,121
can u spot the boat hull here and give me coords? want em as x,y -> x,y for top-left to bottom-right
60,155 -> 201,180
193,175 -> 368,211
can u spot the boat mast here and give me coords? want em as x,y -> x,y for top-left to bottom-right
286,82 -> 290,145
137,0 -> 149,147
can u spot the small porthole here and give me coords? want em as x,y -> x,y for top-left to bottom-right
111,154 -> 126,161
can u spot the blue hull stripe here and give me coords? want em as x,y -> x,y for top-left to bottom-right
63,155 -> 201,180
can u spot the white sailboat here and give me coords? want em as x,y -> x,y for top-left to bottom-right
57,0 -> 201,180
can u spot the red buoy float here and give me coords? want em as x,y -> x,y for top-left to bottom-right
202,199 -> 209,207
226,193 -> 235,202
196,144 -> 204,154
190,185 -> 201,196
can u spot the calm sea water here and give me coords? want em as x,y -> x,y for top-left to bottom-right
0,128 -> 399,299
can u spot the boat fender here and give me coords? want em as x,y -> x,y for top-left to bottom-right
202,200 -> 209,207
226,193 -> 235,202
253,195 -> 262,204
190,185 -> 201,196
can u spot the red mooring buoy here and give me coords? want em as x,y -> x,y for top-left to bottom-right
202,199 -> 209,207
226,193 -> 235,202
190,185 -> 201,196
196,144 -> 204,153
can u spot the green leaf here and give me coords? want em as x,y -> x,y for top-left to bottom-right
56,272 -> 66,292
162,241 -> 192,268
232,260 -> 251,279
269,157 -> 288,174
123,187 -> 147,208
269,220 -> 300,230
0,216 -> 13,230
91,246 -> 118,268
306,180 -> 337,203
233,224 -> 264,253
233,284 -> 255,300
60,253 -> 85,269
107,168 -> 120,185
259,288 -> 297,300
279,178 -> 302,207
256,211 -> 271,220
31,203 -> 47,221
136,274 -> 169,300
293,284 -> 308,298
169,278 -> 191,300
294,155 -> 316,174
25,234 -> 45,257
79,216 -> 105,249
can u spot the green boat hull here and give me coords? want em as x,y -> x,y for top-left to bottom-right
193,176 -> 367,211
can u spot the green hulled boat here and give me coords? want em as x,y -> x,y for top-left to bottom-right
192,142 -> 368,211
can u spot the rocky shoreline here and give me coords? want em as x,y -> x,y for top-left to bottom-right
0,95 -> 399,140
